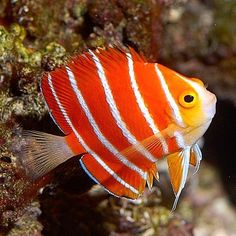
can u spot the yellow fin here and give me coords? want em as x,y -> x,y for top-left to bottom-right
167,147 -> 190,211
147,163 -> 159,190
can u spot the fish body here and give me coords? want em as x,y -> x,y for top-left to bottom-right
22,47 -> 216,209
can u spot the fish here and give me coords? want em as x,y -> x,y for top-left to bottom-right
21,47 -> 216,210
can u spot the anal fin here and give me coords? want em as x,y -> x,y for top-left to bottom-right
80,154 -> 147,199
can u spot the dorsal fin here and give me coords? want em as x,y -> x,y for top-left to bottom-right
71,46 -> 146,76
41,47 -> 147,135
93,46 -> 146,64
39,46 -> 149,178
41,69 -> 75,134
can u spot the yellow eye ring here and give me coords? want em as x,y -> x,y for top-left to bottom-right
179,90 -> 197,108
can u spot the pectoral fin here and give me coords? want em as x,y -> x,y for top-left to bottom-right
167,148 -> 190,211
120,124 -> 180,161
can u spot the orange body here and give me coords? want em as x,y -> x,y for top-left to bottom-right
24,47 -> 216,207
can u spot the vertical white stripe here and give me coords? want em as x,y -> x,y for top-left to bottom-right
65,66 -> 146,179
47,74 -> 139,195
126,53 -> 169,155
89,50 -> 157,162
154,64 -> 185,128
176,74 -> 204,96
174,131 -> 185,148
154,64 -> 186,149
41,84 -> 65,133
79,159 -> 130,198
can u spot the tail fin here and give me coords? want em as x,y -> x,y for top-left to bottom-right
21,131 -> 75,179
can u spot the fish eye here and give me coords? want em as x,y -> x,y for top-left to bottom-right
184,95 -> 194,103
179,90 -> 197,108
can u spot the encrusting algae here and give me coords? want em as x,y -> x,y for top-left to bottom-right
0,24 -> 69,229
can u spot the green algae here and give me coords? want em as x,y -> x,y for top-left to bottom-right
0,23 -> 68,231
211,0 -> 236,49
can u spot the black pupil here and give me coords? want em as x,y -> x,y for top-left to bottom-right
184,95 -> 194,103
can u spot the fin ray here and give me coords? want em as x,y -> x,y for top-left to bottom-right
21,131 -> 74,179
120,125 -> 179,160
167,148 -> 190,211
80,154 -> 147,199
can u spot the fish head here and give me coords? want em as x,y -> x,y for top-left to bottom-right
174,76 -> 217,128
174,76 -> 216,145
156,65 -> 216,137
157,65 -> 216,129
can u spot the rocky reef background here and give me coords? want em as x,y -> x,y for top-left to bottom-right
0,0 -> 236,235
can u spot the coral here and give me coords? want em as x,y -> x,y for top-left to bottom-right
0,122 -> 46,231
0,23 -> 67,231
8,0 -> 86,52
0,2 -> 167,230
118,0 -> 163,61
7,202 -> 43,236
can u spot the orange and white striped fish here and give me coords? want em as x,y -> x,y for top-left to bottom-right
22,47 -> 216,209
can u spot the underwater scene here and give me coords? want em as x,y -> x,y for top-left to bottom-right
0,0 -> 236,235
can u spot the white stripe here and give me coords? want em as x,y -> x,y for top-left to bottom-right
177,74 -> 204,95
154,64 -> 185,127
40,80 -> 64,133
65,66 -> 146,180
80,155 -> 139,195
174,131 -> 185,148
89,50 -> 157,162
126,53 -> 169,155
47,74 -> 139,195
79,159 -> 122,198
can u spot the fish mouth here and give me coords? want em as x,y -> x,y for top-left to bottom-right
204,93 -> 217,120
181,119 -> 212,146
